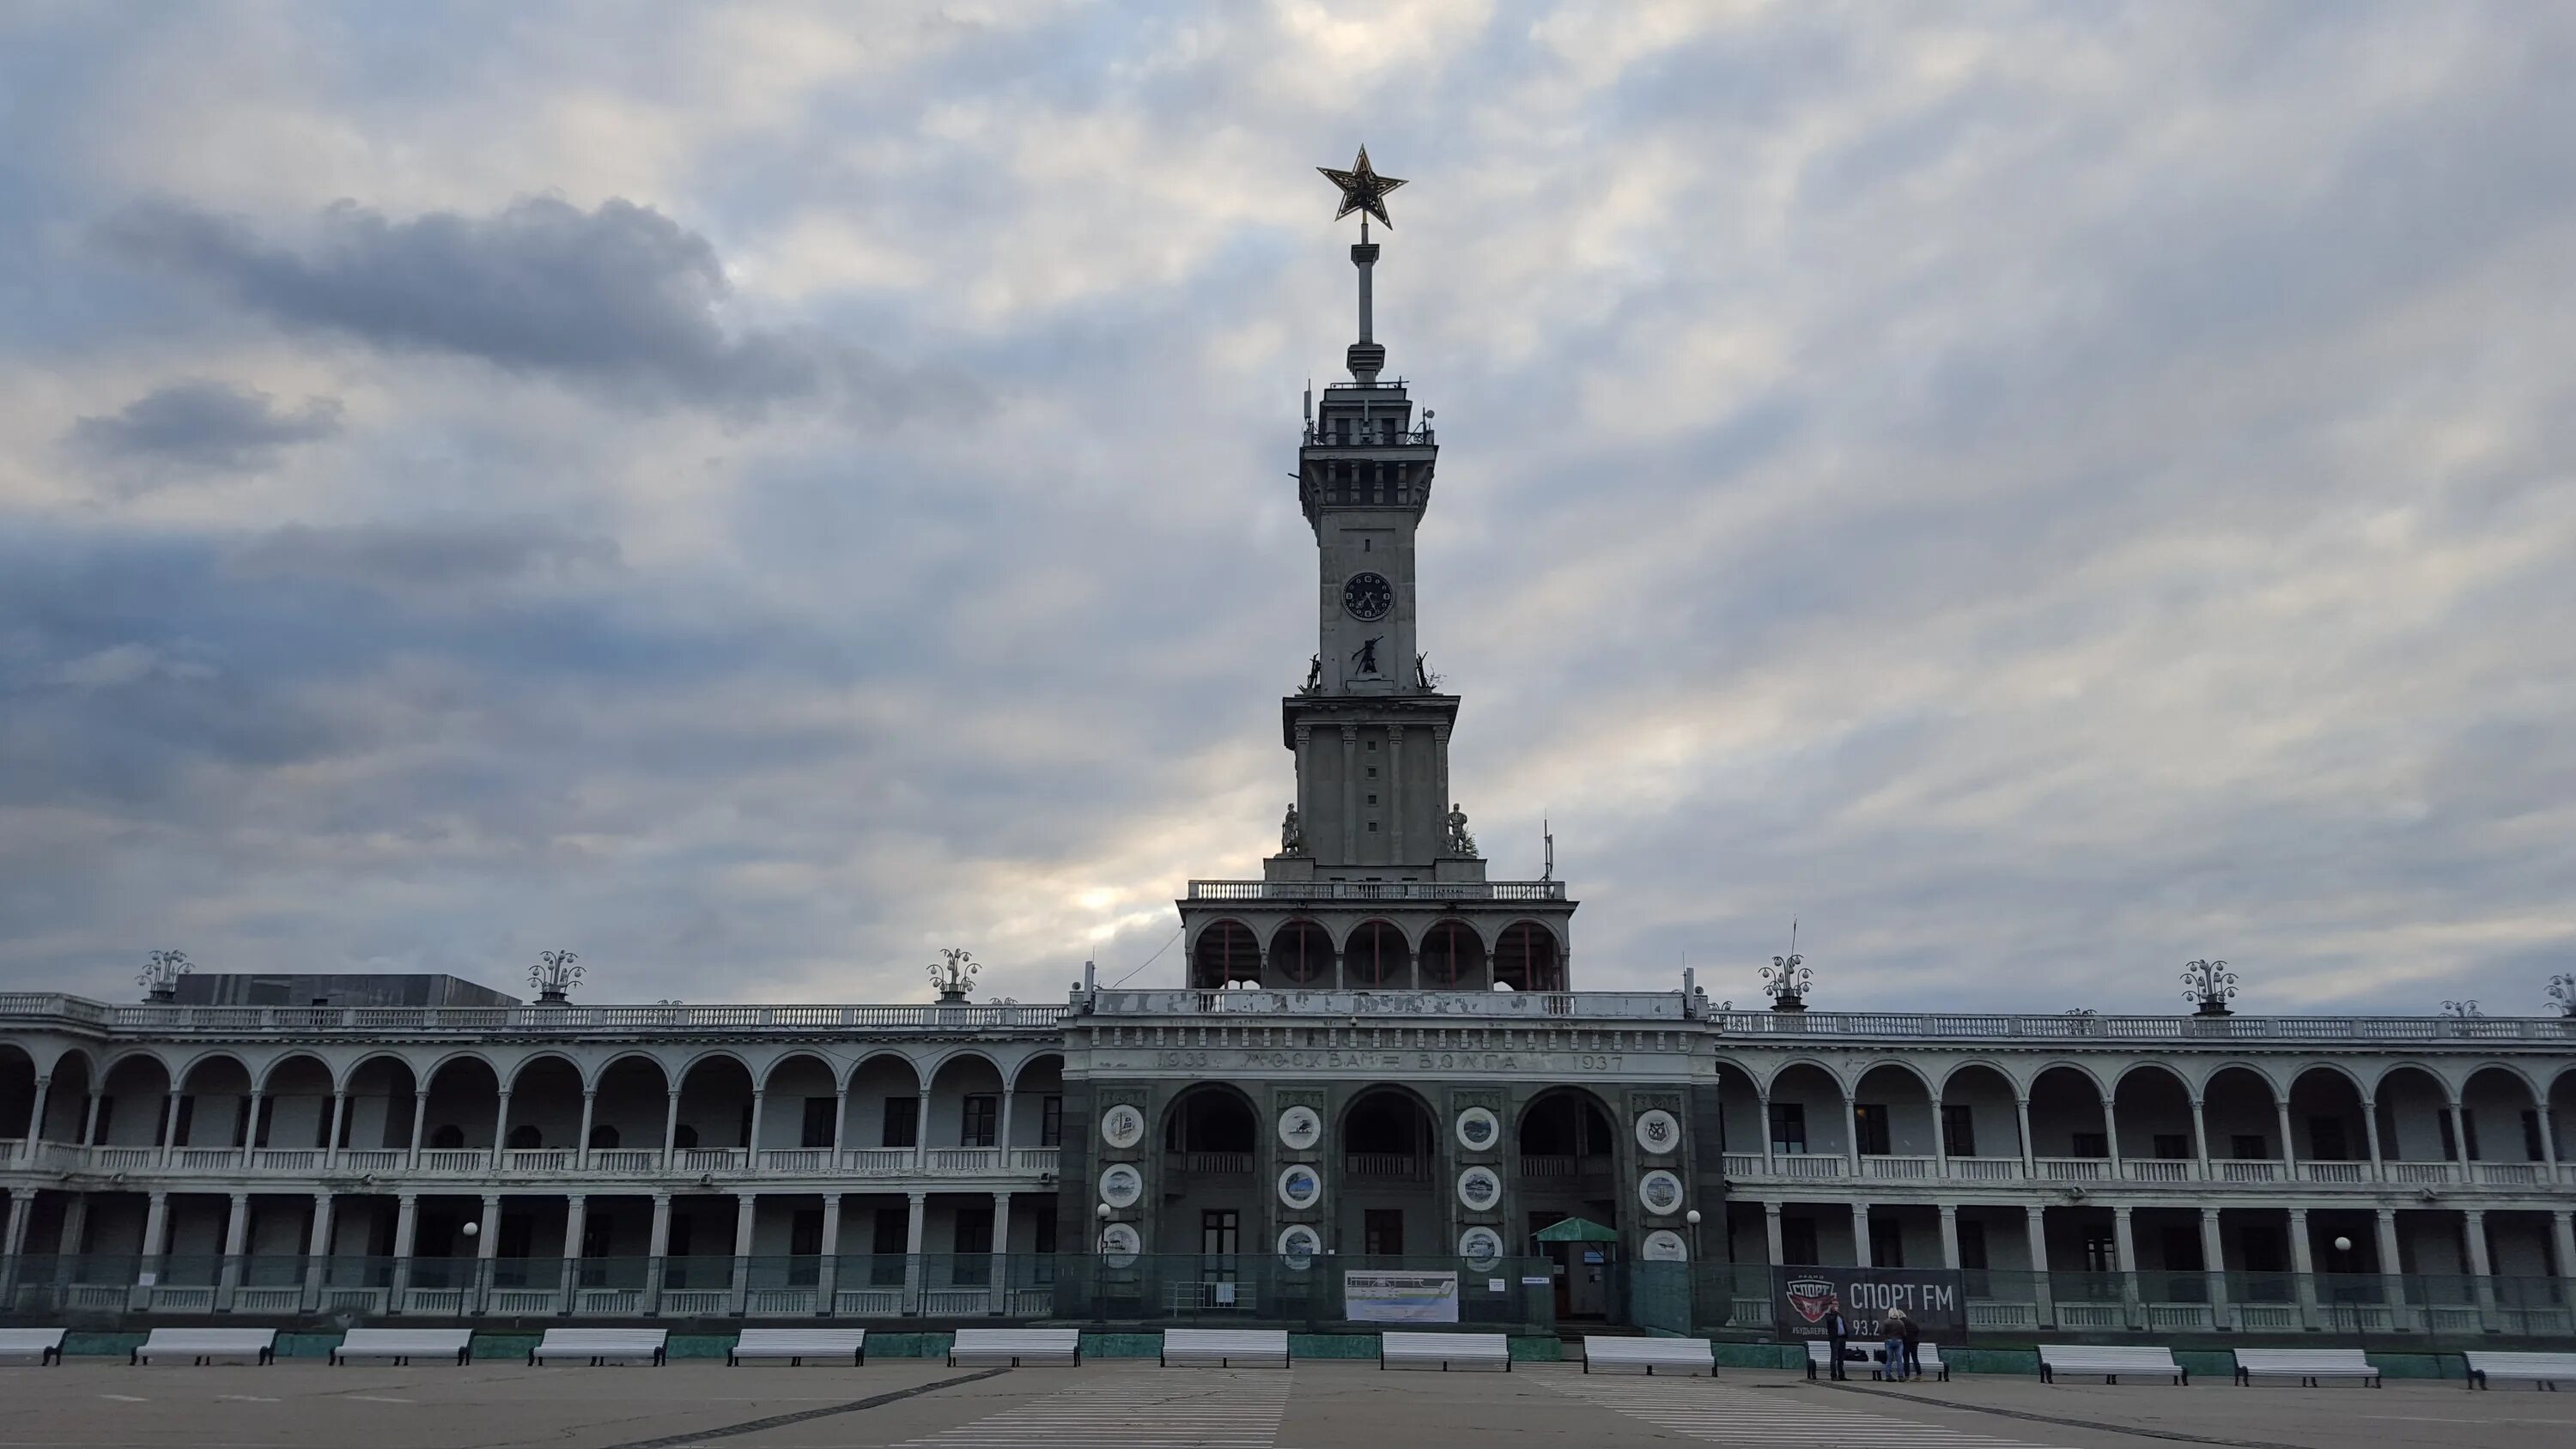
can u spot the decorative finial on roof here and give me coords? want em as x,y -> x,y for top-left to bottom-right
1317,145 -> 1406,234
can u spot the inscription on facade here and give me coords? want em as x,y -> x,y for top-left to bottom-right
1148,1047 -> 1630,1073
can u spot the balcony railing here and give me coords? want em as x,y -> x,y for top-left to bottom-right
1715,1153 -> 2559,1191
1187,880 -> 1564,902
0,1140 -> 1059,1182
1093,987 -> 1685,1020
1344,1153 -> 1428,1181
0,993 -> 1064,1035
1168,1151 -> 1255,1176
1711,1009 -> 2576,1043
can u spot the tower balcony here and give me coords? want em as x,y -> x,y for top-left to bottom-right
1186,879 -> 1564,902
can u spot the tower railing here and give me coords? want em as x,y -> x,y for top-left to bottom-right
1186,880 -> 1566,902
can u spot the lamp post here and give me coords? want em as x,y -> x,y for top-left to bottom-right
2330,1234 -> 2357,1347
1685,1209 -> 1703,1258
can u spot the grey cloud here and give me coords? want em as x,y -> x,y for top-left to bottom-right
69,379 -> 341,476
226,519 -> 621,598
97,196 -> 941,418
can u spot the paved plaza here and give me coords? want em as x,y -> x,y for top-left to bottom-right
0,1359 -> 2567,1449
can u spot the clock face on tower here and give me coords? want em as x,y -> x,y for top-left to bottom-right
1342,571 -> 1394,621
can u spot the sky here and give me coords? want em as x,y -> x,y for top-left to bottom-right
3,2 -> 2572,1016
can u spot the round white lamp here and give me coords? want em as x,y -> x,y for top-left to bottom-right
461,1221 -> 479,1239
2333,1235 -> 2351,1252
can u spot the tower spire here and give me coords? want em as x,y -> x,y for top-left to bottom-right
1317,146 -> 1406,385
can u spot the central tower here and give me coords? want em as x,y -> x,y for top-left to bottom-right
1175,150 -> 1575,993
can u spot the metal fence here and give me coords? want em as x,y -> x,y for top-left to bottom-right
0,1252 -> 1558,1332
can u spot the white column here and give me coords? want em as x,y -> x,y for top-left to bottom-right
902,1191 -> 928,1314
239,1089 -> 264,1167
218,1191 -> 251,1302
995,1088 -> 1015,1166
2201,1207 -> 2232,1327
662,1090 -> 682,1169
2287,1206 -> 2318,1325
732,1193 -> 758,1313
831,1084 -> 850,1167
1758,1090 -> 1775,1174
817,1194 -> 843,1313
490,1090 -> 513,1164
989,1191 -> 1011,1313
0,1191 -> 34,1301
406,1091 -> 428,1168
647,1192 -> 673,1314
2275,1098 -> 2299,1174
2101,1094 -> 2123,1176
2539,1105 -> 2562,1178
1763,1201 -> 1785,1266
302,1192 -> 334,1310
2360,1095 -> 2385,1182
575,1091 -> 597,1171
390,1193 -> 419,1301
141,1191 -> 171,1280
2014,1097 -> 2036,1178
2026,1205 -> 2055,1328
1850,1203 -> 1872,1267
325,1091 -> 349,1167
1844,1088 -> 1862,1177
2372,1206 -> 2404,1308
157,1091 -> 184,1166
81,1090 -> 104,1147
2549,1210 -> 2576,1290
2189,1097 -> 2212,1180
2463,1210 -> 2498,1322
1937,1204 -> 1961,1270
24,1077 -> 51,1149
561,1194 -> 586,1308
2112,1204 -> 2140,1324
745,1089 -> 767,1169
52,1194 -> 88,1294
477,1195 -> 501,1258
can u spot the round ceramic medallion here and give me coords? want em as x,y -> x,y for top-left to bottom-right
1456,1164 -> 1503,1211
1633,1108 -> 1682,1155
1278,1162 -> 1323,1210
1099,1163 -> 1143,1209
1100,1221 -> 1140,1265
1642,1229 -> 1689,1262
1460,1226 -> 1504,1268
1455,1106 -> 1501,1153
1278,1104 -> 1323,1152
1100,1103 -> 1146,1149
1278,1224 -> 1321,1267
1637,1169 -> 1685,1216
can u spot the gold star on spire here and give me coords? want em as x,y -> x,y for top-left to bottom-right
1317,145 -> 1406,230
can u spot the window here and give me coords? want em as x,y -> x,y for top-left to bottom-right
1958,1220 -> 1989,1271
801,1097 -> 835,1149
1366,793 -> 1378,805
1868,1216 -> 1904,1267
1769,1103 -> 1807,1155
1366,767 -> 1378,779
1366,740 -> 1377,751
2309,1115 -> 2350,1161
1852,1104 -> 1891,1155
1201,1209 -> 1240,1258
2071,1131 -> 2109,1160
1941,1105 -> 1977,1158
1364,1209 -> 1404,1256
1781,1217 -> 1819,1266
881,1097 -> 919,1149
962,1094 -> 998,1148
2081,1230 -> 2116,1273
2229,1133 -> 2266,1161
2153,1133 -> 2190,1161
1367,822 -> 1379,832
1040,1095 -> 1063,1148
2522,1110 -> 2544,1162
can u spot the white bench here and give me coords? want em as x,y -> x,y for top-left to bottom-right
0,1329 -> 66,1366
1161,1329 -> 1288,1367
331,1329 -> 472,1366
1583,1337 -> 1712,1376
1804,1339 -> 1874,1379
132,1329 -> 276,1366
949,1328 -> 1079,1367
2038,1343 -> 2186,1385
2466,1351 -> 2576,1390
1379,1331 -> 1510,1372
1874,1342 -> 1949,1383
528,1328 -> 666,1367
2234,1348 -> 2377,1387
730,1329 -> 868,1367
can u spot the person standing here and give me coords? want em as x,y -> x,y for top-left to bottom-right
1821,1297 -> 1852,1381
1880,1307 -> 1909,1381
1899,1307 -> 1923,1381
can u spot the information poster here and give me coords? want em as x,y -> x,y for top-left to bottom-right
1344,1270 -> 1461,1324
1774,1266 -> 1964,1337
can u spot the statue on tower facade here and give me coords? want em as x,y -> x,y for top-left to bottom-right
1280,803 -> 1304,853
1445,802 -> 1477,858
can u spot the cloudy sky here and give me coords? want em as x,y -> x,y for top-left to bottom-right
3,2 -> 2571,1016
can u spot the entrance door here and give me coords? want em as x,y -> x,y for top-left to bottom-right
1201,1210 -> 1239,1285
1363,1209 -> 1403,1257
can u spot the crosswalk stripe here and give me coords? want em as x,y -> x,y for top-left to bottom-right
1543,1370 -> 2076,1449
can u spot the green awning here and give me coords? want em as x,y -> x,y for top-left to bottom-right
1532,1216 -> 1620,1243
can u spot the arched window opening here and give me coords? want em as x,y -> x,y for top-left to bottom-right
1270,921 -> 1332,985
1420,921 -> 1485,988
1493,922 -> 1562,991
506,1124 -> 542,1150
1189,920 -> 1261,989
1345,921 -> 1407,986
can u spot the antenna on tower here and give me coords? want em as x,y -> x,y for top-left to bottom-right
1542,818 -> 1555,881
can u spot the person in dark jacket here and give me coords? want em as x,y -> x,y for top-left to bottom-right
1899,1308 -> 1923,1380
1821,1297 -> 1852,1380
